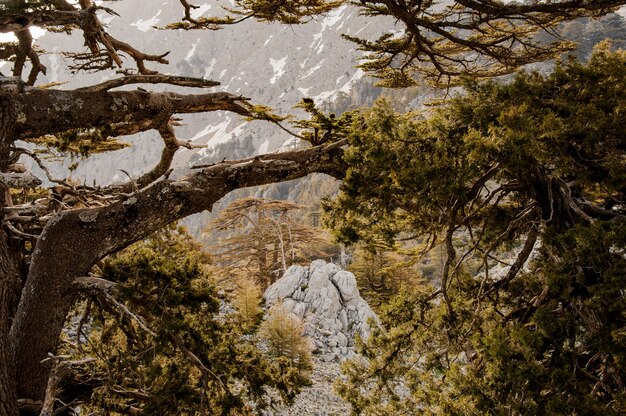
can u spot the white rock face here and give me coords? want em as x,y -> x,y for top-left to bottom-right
264,260 -> 378,357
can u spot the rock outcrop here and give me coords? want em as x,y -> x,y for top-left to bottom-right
264,260 -> 378,357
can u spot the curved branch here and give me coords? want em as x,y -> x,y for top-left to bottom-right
14,88 -> 251,140
10,140 -> 347,400
482,225 -> 540,297
107,121 -> 202,194
76,75 -> 220,93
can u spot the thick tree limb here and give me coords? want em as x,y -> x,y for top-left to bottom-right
13,88 -> 251,140
10,140 -> 346,400
0,11 -> 82,32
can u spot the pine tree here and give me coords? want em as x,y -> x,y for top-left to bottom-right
207,197 -> 327,289
232,276 -> 263,332
330,44 -> 626,415
67,227 -> 311,415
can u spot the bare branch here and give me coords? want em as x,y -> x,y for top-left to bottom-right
76,75 -> 220,93
14,89 -> 251,141
4,220 -> 39,240
39,356 -> 95,416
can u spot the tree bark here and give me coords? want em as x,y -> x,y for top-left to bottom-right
12,88 -> 250,141
10,141 -> 346,401
0,232 -> 20,416
0,92 -> 20,416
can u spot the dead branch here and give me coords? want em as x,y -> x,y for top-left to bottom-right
76,75 -> 220,93
4,220 -> 39,240
39,356 -> 95,416
15,148 -> 72,188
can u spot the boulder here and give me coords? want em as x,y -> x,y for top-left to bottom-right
264,260 -> 379,357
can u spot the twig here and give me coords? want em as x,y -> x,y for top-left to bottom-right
14,147 -> 72,189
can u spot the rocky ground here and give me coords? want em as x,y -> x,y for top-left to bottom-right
264,353 -> 352,416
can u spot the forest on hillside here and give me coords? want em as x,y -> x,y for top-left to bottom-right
1,0 -> 626,415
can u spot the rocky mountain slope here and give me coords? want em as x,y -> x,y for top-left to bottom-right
7,3 -> 625,234
25,1 -> 387,186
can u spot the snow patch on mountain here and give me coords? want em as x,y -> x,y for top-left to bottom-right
269,56 -> 288,84
339,69 -> 364,93
131,9 -> 161,32
189,116 -> 235,145
258,139 -> 270,154
185,38 -> 201,61
300,58 -> 327,80
192,3 -> 212,18
297,87 -> 311,96
313,90 -> 335,104
203,58 -> 217,78
310,32 -> 323,50
322,5 -> 349,30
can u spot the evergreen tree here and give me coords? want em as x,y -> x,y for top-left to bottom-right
348,245 -> 422,309
330,44 -> 626,415
2,0 -> 626,413
207,197 -> 327,289
67,227 -> 311,415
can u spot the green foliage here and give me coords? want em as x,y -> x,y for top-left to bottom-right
328,41 -> 626,246
348,245 -> 422,310
31,125 -> 129,157
226,0 -> 341,24
291,98 -> 358,145
243,103 -> 290,123
71,227 -> 310,415
166,0 -> 340,29
260,305 -> 313,376
332,44 -> 626,415
232,276 -> 263,332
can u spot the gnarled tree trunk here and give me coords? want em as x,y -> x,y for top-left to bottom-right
9,141 -> 346,402
0,92 -> 20,416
